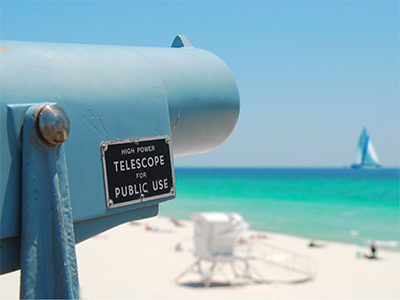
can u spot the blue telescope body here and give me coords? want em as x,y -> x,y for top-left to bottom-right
0,35 -> 240,286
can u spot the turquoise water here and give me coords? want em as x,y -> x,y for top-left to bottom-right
159,168 -> 400,250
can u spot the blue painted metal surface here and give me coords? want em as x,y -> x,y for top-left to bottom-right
0,36 -> 240,279
20,105 -> 79,298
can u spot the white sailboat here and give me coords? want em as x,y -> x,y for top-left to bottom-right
351,128 -> 381,169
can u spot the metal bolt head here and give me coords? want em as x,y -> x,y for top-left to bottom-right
36,104 -> 70,145
108,200 -> 114,208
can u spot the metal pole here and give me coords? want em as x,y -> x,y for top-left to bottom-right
20,104 -> 79,299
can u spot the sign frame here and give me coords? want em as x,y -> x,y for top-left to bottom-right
100,135 -> 175,209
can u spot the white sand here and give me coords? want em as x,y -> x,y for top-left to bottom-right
1,215 -> 399,299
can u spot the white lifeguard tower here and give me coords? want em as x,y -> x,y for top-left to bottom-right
175,212 -> 265,287
175,212 -> 315,287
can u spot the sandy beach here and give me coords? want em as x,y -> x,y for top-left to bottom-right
1,215 -> 399,299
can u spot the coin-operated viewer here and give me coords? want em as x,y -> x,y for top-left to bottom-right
0,35 -> 240,298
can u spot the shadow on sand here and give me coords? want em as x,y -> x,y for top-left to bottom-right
177,276 -> 313,288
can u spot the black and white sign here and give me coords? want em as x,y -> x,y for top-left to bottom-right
101,136 -> 175,209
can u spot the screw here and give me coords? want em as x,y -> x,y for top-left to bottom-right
36,104 -> 70,146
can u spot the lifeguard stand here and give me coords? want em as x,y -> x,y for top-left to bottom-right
175,212 -> 265,287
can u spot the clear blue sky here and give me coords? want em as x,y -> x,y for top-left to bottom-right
1,1 -> 399,167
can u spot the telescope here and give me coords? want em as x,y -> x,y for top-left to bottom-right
0,35 -> 240,298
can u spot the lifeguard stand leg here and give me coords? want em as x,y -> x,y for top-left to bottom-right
20,104 -> 79,299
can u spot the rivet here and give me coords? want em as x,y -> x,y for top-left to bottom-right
101,143 -> 108,153
36,104 -> 70,146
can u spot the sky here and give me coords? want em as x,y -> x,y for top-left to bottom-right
1,1 -> 399,168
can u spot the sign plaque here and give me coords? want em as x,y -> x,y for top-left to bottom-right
101,136 -> 175,209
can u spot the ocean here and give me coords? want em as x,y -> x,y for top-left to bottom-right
159,168 -> 400,251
